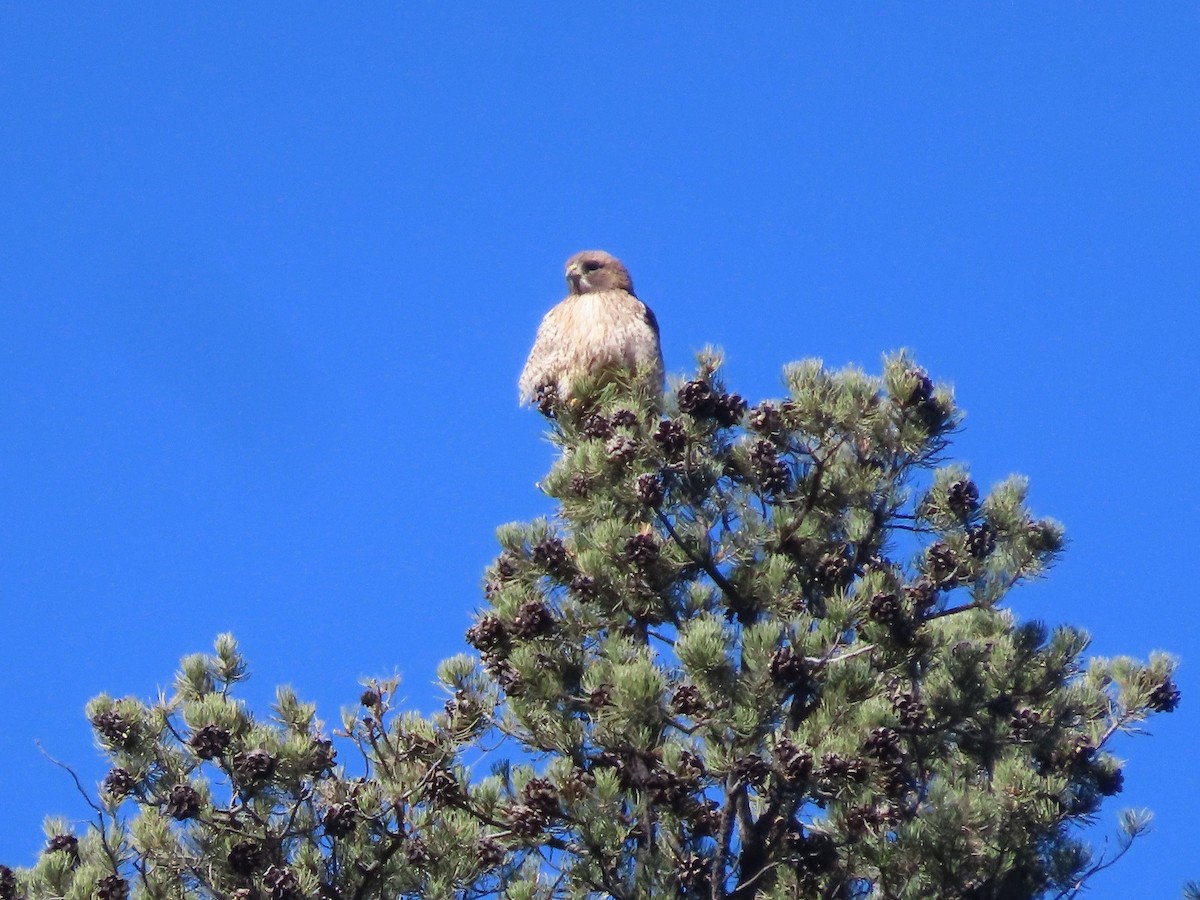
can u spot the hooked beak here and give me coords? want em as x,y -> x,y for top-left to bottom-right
566,262 -> 584,293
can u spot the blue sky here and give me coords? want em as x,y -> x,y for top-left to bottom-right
2,4 -> 1196,894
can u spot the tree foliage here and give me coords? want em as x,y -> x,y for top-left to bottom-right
3,353 -> 1180,900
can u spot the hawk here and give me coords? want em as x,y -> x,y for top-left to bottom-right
518,250 -> 664,405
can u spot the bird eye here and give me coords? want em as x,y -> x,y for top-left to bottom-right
582,259 -> 603,273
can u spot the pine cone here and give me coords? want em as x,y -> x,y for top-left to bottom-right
91,708 -> 140,750
747,402 -> 783,435
732,753 -> 770,788
477,837 -> 505,869
189,724 -> 231,761
1053,736 -> 1095,770
568,473 -> 590,497
904,577 -> 938,616
0,866 -> 16,900
262,866 -> 302,900
466,614 -> 508,652
966,523 -> 997,559
635,472 -> 664,508
513,600 -> 555,639
490,659 -> 525,695
1009,707 -> 1042,737
359,689 -> 379,708
95,875 -> 128,900
569,573 -> 598,599
712,392 -> 747,427
522,778 -> 560,819
790,828 -> 837,875
768,645 -> 811,687
899,367 -> 934,407
1148,678 -> 1181,712
774,739 -> 814,784
587,684 -> 613,710
891,692 -> 928,731
308,738 -> 336,776
495,554 -> 518,581
686,800 -> 721,837
678,750 -> 706,782
818,753 -> 869,784
924,542 -> 959,587
610,408 -> 638,429
233,749 -> 277,785
652,418 -> 686,458
863,727 -> 905,768
677,379 -> 714,415
45,834 -> 78,860
561,766 -> 597,803
319,806 -> 355,844
843,804 -> 886,840
426,766 -> 461,805
674,853 -> 712,891
405,837 -> 431,866
102,767 -> 137,800
868,591 -> 903,626
748,439 -> 790,493
533,384 -> 557,418
814,553 -> 852,589
532,536 -> 571,574
1026,519 -> 1064,554
623,532 -> 660,566
946,479 -> 980,517
164,784 -> 202,820
642,767 -> 685,806
581,413 -> 613,439
506,802 -> 547,838
671,684 -> 706,716
227,840 -> 265,876
605,435 -> 638,465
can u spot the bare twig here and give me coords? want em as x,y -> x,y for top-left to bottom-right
806,643 -> 876,668
36,741 -> 105,818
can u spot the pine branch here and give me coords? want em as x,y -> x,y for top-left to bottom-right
655,508 -> 747,611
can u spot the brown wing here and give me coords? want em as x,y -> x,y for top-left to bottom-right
518,301 -> 569,404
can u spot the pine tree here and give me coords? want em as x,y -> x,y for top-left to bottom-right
3,353 -> 1180,900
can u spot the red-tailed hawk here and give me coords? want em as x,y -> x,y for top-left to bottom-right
519,251 -> 664,405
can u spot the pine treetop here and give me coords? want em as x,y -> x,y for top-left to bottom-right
4,354 -> 1179,900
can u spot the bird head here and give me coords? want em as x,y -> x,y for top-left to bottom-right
565,250 -> 635,296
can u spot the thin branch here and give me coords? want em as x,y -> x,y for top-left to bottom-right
665,716 -> 703,736
655,509 -> 747,612
36,741 -> 105,818
1048,829 -> 1143,900
37,741 -> 126,873
647,629 -> 676,648
923,600 -> 983,621
352,830 -> 407,900
710,776 -> 742,900
806,643 -> 876,668
731,860 -> 782,897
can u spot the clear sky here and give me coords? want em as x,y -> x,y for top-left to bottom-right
2,4 -> 1196,895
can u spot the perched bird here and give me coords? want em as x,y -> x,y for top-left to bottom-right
518,250 -> 664,405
